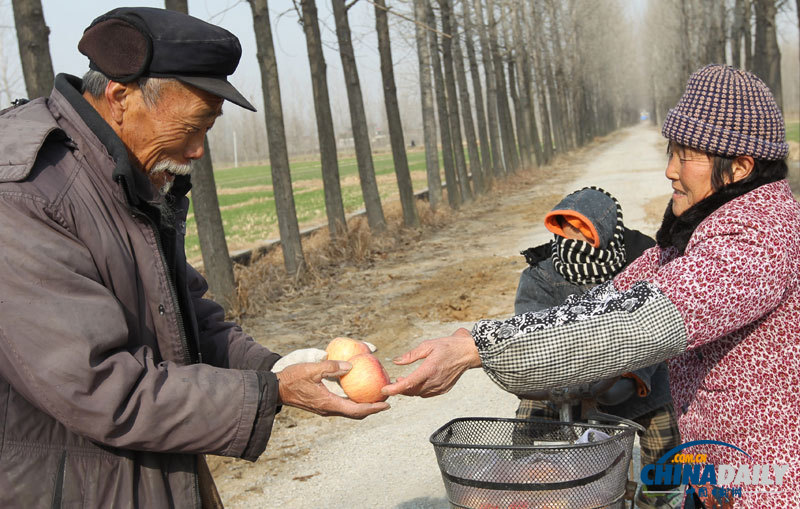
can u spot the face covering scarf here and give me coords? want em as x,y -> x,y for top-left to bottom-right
550,204 -> 627,285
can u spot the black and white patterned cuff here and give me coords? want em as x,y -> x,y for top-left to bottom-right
471,280 -> 687,395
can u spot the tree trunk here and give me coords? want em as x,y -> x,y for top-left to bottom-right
505,58 -> 528,167
11,0 -> 54,99
513,2 -> 542,166
437,0 -> 473,201
165,0 -> 236,311
164,0 -> 188,11
427,1 -> 461,208
438,0 -> 473,202
732,0 -> 744,67
472,0 -> 505,177
572,12 -> 594,146
527,1 -> 553,162
679,0 -> 694,78
539,4 -> 565,155
486,0 -> 518,172
713,0 -> 727,64
299,0 -> 347,238
564,1 -> 588,146
743,0 -> 753,71
753,0 -> 782,109
190,139 -> 237,311
332,0 -> 386,232
249,0 -> 305,275
375,0 -> 420,227
450,9 -> 484,194
501,6 -> 530,168
576,65 -> 593,145
546,0 -> 573,151
461,0 -> 493,187
413,0 -> 442,211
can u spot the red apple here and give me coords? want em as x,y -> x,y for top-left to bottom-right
325,337 -> 371,362
339,353 -> 390,403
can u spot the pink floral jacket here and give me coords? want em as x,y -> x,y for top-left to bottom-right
614,180 -> 800,507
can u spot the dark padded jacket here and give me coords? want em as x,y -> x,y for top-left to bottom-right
514,227 -> 672,419
0,74 -> 280,508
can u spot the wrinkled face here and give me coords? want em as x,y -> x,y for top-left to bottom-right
119,82 -> 223,193
666,142 -> 714,216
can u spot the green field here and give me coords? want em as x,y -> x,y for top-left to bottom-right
186,149 -> 451,261
787,121 -> 799,144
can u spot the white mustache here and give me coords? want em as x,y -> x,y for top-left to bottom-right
151,160 -> 192,176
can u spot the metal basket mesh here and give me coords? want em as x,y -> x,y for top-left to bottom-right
430,417 -> 637,509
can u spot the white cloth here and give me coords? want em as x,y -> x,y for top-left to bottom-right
270,348 -> 328,372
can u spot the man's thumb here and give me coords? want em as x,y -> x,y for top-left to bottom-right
316,360 -> 352,381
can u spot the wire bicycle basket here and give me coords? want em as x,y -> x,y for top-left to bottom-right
430,416 -> 641,509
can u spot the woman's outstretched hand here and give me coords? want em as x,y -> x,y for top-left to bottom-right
381,328 -> 482,398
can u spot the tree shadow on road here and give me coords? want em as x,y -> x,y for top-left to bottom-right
394,496 -> 450,509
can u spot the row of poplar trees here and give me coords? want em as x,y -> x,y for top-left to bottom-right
10,0 -> 796,312
643,0 -> 792,127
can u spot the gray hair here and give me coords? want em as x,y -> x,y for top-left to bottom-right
81,70 -> 176,108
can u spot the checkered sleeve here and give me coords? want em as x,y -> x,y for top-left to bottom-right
471,280 -> 688,395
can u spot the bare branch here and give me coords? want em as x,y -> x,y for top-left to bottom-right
207,0 -> 246,23
363,0 -> 451,38
291,1 -> 303,27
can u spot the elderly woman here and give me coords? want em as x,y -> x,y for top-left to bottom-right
383,65 -> 799,508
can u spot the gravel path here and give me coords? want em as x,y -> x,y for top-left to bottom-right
219,123 -> 672,508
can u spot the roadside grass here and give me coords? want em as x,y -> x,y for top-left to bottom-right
186,148 -> 449,260
787,121 -> 799,143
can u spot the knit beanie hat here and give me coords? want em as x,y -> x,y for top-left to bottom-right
662,64 -> 788,160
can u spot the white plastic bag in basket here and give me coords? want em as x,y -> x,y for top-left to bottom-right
576,428 -> 612,444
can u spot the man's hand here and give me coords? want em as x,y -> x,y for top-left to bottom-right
381,328 -> 482,398
276,360 -> 389,419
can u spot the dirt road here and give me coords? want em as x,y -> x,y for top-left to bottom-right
212,124 -> 674,508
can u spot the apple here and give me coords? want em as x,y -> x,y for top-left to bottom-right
325,337 -> 371,362
339,353 -> 390,403
508,502 -> 530,509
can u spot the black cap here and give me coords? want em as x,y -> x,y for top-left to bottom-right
78,7 -> 255,111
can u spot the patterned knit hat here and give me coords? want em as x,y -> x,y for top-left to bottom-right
662,64 -> 788,160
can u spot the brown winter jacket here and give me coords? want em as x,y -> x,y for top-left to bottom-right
0,74 -> 281,508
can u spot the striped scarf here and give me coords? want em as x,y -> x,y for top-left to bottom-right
551,190 -> 627,284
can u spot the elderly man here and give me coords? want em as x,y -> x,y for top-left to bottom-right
0,7 -> 386,507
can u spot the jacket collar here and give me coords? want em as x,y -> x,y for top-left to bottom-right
51,73 -> 191,207
656,177 -> 789,254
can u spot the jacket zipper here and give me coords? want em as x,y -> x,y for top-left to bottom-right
118,180 -> 192,365
135,214 -> 202,506
119,180 -> 201,506
51,450 -> 66,509
140,210 -> 192,364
